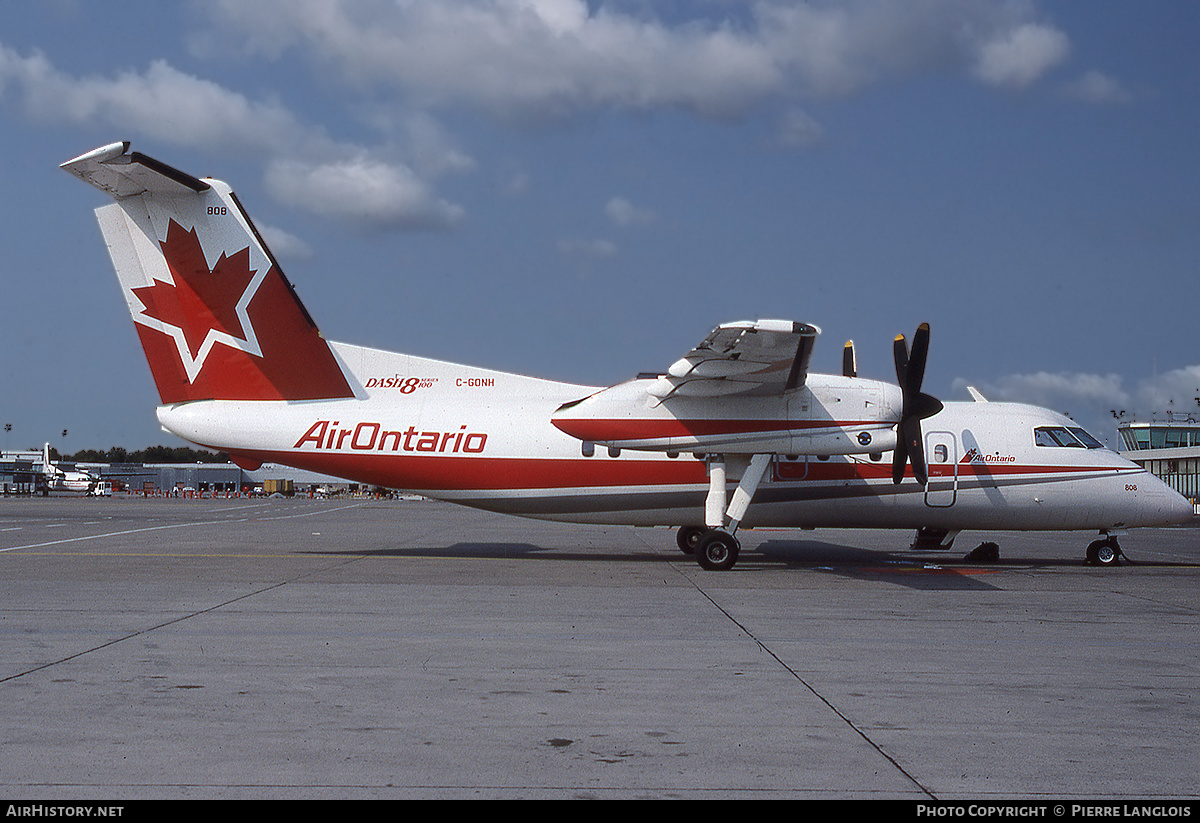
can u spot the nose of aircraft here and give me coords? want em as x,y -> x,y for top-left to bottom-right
1145,477 -> 1196,526
1165,488 -> 1197,524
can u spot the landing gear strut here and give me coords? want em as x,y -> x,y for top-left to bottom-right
677,453 -> 772,571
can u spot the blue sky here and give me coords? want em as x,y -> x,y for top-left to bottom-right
2,0 -> 1198,453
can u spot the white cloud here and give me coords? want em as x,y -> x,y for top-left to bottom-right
198,0 -> 1080,119
0,46 -> 305,153
265,156 -> 465,230
778,107 -> 825,148
199,0 -> 777,118
1134,365 -> 1200,420
502,169 -> 531,196
954,370 -> 1129,443
964,367 -> 1200,420
558,237 -> 618,259
961,371 -> 1129,413
0,43 -> 468,232
390,111 -> 476,177
259,224 -> 313,260
0,2 -> 1100,232
1061,70 -> 1134,105
957,365 -> 1200,440
973,23 -> 1070,89
605,197 -> 656,227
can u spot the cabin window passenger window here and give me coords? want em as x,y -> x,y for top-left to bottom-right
1034,426 -> 1084,447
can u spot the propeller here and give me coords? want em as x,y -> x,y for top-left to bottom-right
892,323 -> 943,486
842,340 -> 856,378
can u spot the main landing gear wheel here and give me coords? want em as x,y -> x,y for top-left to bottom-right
694,530 -> 740,571
676,525 -> 707,555
1086,538 -> 1121,567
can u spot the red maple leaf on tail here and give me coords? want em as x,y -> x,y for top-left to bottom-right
128,219 -> 354,403
132,222 -> 258,359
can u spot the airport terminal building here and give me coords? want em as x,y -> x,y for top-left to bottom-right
2,450 -> 360,497
0,449 -> 39,494
96,461 -> 361,496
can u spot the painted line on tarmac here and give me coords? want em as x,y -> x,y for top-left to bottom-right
0,504 -> 364,553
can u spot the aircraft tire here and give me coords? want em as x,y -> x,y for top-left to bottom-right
1086,538 -> 1120,567
695,530 -> 740,571
676,526 -> 706,555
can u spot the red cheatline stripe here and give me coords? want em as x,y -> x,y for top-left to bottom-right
227,448 -> 1131,493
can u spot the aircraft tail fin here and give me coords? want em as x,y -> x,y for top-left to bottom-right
61,143 -> 354,404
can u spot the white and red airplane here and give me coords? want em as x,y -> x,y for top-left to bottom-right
41,443 -> 96,494
61,143 -> 1193,569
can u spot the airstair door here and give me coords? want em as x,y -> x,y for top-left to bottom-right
924,431 -> 958,508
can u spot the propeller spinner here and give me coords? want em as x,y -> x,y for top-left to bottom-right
892,323 -> 944,486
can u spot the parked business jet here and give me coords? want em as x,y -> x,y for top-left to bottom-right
41,443 -> 96,494
61,143 -> 1193,569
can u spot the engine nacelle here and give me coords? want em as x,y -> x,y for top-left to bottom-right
552,373 -> 903,456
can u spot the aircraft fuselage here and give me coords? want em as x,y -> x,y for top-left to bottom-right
156,343 -> 1190,533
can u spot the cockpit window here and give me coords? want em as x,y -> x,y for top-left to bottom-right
1034,426 -> 1085,447
1067,427 -> 1105,449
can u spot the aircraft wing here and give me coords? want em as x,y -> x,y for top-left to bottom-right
647,319 -> 820,399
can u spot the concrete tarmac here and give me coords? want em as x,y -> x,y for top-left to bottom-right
0,495 -> 1197,800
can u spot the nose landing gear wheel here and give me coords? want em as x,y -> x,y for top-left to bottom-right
1086,538 -> 1121,566
695,530 -> 740,571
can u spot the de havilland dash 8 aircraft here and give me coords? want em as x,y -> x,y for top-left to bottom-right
61,142 -> 1193,570
41,443 -> 96,495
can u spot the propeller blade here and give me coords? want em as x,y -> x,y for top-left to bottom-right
891,324 -> 939,486
842,340 -> 857,378
892,434 -> 908,485
893,333 -> 909,387
903,417 -> 928,486
907,323 -> 930,396
892,332 -> 909,484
